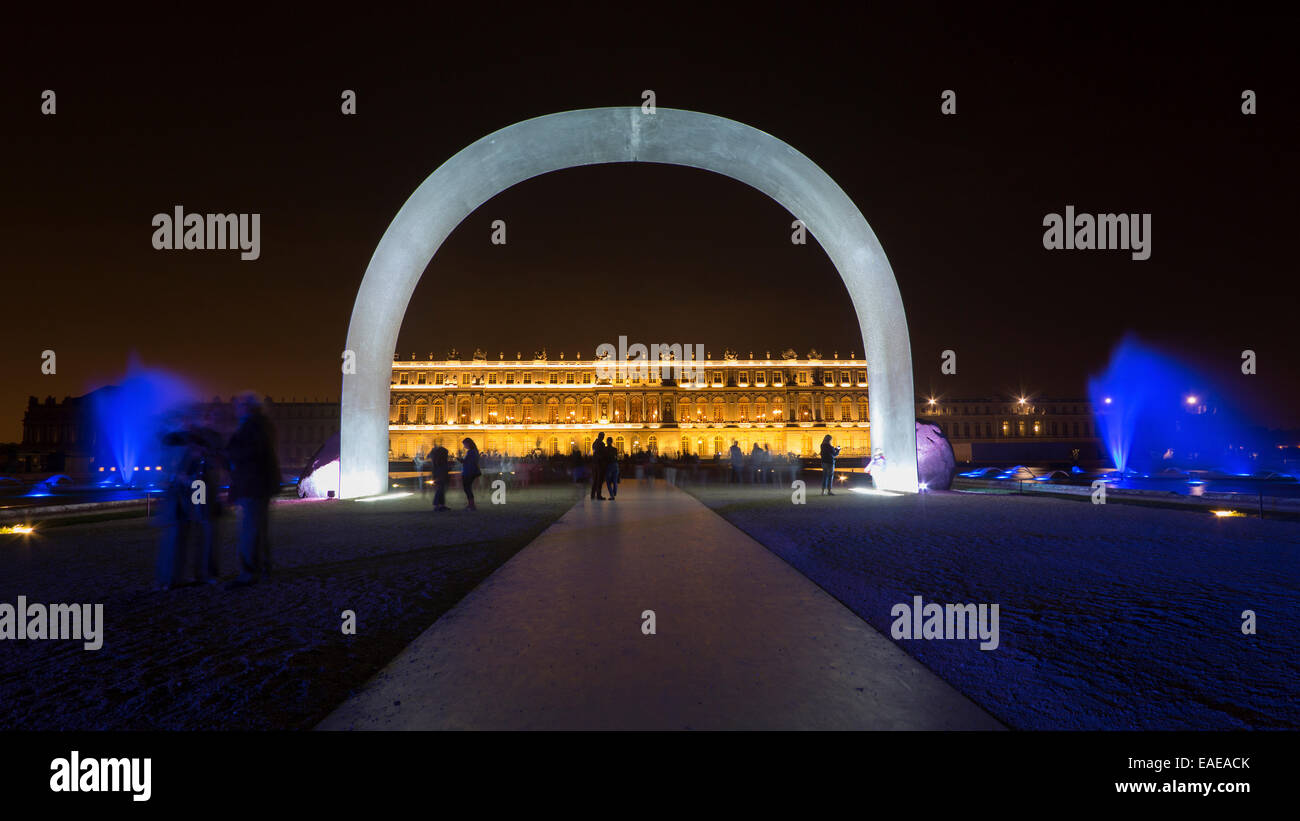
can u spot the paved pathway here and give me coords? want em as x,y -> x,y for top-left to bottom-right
319,480 -> 1003,730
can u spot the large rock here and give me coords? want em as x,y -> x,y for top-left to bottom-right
915,421 -> 956,490
298,432 -> 341,498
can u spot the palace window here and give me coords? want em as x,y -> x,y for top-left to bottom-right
549,372 -> 557,384
522,373 -> 532,384
630,397 -> 642,422
417,373 -> 427,385
739,371 -> 749,385
399,373 -> 409,385
841,399 -> 851,421
565,372 -> 574,384
522,401 -> 532,423
433,404 -> 445,424
415,402 -> 427,424
858,399 -> 868,421
487,373 -> 497,385
583,373 -> 592,384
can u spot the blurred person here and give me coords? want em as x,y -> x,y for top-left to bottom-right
184,421 -> 225,583
155,412 -> 195,590
430,443 -> 450,511
729,440 -> 743,483
867,448 -> 886,488
414,451 -> 428,496
460,437 -> 481,511
226,394 -> 280,588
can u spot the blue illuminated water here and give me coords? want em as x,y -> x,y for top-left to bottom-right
90,361 -> 198,486
1088,337 -> 1264,474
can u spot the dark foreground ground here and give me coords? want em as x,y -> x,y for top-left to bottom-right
683,483 -> 1300,730
0,484 -> 580,730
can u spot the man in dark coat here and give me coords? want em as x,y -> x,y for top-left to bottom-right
591,432 -> 607,500
226,395 -> 280,587
430,443 -> 450,511
820,434 -> 841,495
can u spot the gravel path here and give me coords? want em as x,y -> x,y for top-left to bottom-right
683,484 -> 1300,730
0,484 -> 581,730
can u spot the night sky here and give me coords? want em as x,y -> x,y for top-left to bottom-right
2,4 -> 1297,442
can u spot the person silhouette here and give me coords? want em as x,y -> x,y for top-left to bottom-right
729,441 -> 743,483
226,394 -> 280,588
591,432 -> 607,500
430,443 -> 450,511
461,438 -> 481,510
820,434 -> 841,495
604,439 -> 620,500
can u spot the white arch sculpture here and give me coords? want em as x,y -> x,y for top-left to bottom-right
341,108 -> 918,496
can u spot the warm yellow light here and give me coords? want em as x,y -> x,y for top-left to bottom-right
1,525 -> 35,535
1211,509 -> 1244,518
1186,396 -> 1198,405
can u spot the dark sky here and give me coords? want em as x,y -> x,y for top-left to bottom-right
2,4 -> 1297,441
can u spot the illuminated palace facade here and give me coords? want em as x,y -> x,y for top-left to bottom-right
388,349 -> 871,459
